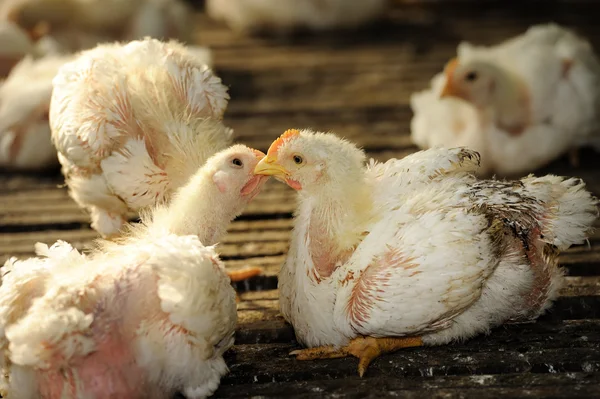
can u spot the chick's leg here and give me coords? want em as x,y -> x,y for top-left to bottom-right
90,206 -> 126,239
226,266 -> 262,282
290,336 -> 423,377
568,148 -> 580,168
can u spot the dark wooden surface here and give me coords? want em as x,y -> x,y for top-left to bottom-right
2,1 -> 600,397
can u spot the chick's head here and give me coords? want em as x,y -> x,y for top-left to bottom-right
440,58 -> 499,108
205,144 -> 268,204
253,129 -> 366,194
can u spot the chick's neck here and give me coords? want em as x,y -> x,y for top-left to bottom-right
299,174 -> 373,278
487,70 -> 530,134
161,169 -> 234,245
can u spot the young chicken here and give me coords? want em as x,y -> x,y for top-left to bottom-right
0,53 -> 72,170
50,38 -> 229,238
254,129 -> 598,377
0,145 -> 269,399
410,23 -> 600,176
206,0 -> 389,34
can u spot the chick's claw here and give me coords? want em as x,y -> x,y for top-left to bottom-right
226,266 -> 262,282
290,336 -> 423,377
289,346 -> 349,360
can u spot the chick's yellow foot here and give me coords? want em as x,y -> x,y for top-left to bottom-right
290,336 -> 423,377
227,266 -> 262,282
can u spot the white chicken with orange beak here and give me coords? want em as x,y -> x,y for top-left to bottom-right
0,145 -> 269,399
410,23 -> 600,176
254,129 -> 598,377
206,0 -> 388,34
50,38 -> 228,238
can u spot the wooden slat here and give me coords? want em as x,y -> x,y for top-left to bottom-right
215,373 -> 600,398
221,343 -> 600,384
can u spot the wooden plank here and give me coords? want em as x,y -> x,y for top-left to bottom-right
221,344 -> 600,384
214,373 -> 600,398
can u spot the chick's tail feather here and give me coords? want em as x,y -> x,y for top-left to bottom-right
523,175 -> 598,250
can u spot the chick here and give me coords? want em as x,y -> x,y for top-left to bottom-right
206,0 -> 389,35
0,53 -> 73,170
411,23 -> 600,176
254,129 -> 598,377
0,145 -> 269,399
50,38 -> 229,238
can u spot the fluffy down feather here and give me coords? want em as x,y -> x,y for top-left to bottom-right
0,145 -> 268,399
50,37 -> 231,237
410,23 -> 600,176
206,0 -> 389,34
254,129 -> 598,374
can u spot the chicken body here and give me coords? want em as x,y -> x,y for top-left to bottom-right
411,23 -> 600,176
0,145 -> 269,399
0,53 -> 72,170
206,0 -> 388,34
254,129 -> 598,376
50,38 -> 230,237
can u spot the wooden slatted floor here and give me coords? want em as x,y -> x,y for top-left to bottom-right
2,1 -> 600,397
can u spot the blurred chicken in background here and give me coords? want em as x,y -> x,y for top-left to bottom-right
0,0 -> 201,171
0,53 -> 73,171
0,0 -> 195,50
411,23 -> 600,177
205,0 -> 390,35
0,20 -> 35,77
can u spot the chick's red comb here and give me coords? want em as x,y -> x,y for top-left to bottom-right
267,129 -> 300,157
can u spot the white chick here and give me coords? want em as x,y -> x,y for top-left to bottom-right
410,23 -> 600,176
0,145 -> 269,399
206,0 -> 389,34
254,129 -> 598,377
0,53 -> 73,170
50,38 -> 229,238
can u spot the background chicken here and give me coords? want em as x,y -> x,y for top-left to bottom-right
50,37 -> 230,238
254,129 -> 598,376
0,20 -> 34,77
0,145 -> 268,399
0,53 -> 73,170
206,0 -> 389,35
0,0 -> 195,52
410,23 -> 600,176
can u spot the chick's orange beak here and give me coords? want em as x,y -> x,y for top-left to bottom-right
440,81 -> 455,98
440,58 -> 459,98
253,155 -> 289,178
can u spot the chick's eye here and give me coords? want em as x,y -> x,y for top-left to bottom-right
293,155 -> 303,165
465,71 -> 478,82
231,158 -> 243,168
